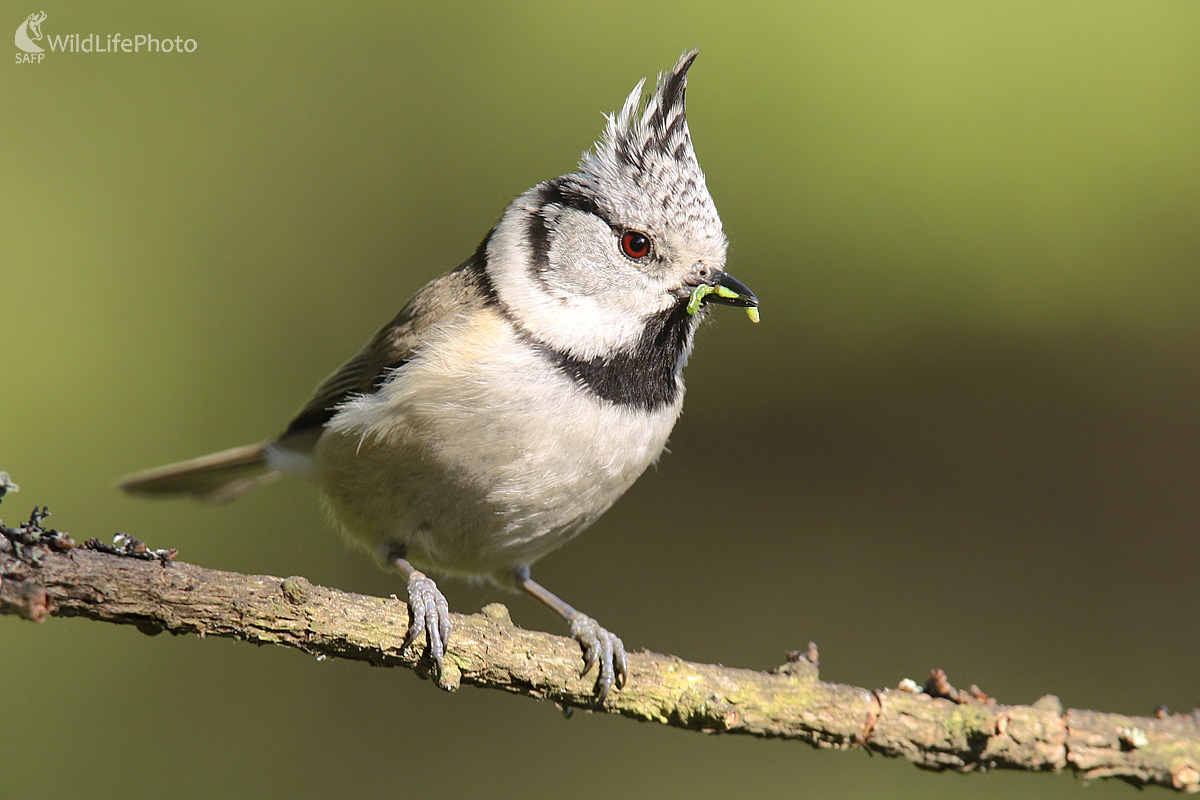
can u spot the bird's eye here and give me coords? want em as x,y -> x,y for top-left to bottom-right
620,230 -> 652,260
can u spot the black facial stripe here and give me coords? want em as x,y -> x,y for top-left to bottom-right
460,229 -> 501,307
531,302 -> 697,411
526,179 -> 617,283
540,179 -> 616,228
461,228 -> 523,332
525,201 -> 553,280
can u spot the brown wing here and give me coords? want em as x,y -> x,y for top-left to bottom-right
278,249 -> 495,441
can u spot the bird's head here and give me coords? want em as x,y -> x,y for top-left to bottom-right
487,50 -> 757,361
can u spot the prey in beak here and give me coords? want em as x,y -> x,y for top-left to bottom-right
686,271 -> 760,322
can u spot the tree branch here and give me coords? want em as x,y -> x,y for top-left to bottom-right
2,495 -> 1198,793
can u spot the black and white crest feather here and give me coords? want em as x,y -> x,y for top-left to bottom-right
572,49 -> 724,245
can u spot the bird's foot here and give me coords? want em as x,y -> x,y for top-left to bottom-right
568,613 -> 628,705
401,571 -> 451,672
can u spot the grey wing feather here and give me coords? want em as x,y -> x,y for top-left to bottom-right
278,256 -> 492,442
282,346 -> 380,437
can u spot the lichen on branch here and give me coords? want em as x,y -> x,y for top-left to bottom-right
2,485 -> 1198,793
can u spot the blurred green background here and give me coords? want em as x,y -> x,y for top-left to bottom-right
3,1 -> 1199,798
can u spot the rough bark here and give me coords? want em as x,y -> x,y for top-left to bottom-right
2,500 -> 1198,793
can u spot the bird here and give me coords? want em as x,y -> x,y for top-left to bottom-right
119,49 -> 758,704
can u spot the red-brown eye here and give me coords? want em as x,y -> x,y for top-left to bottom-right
620,230 -> 652,260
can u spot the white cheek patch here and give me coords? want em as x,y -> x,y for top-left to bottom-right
546,213 -> 622,296
488,195 -> 656,360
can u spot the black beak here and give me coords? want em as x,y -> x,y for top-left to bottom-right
707,271 -> 759,309
685,271 -> 760,322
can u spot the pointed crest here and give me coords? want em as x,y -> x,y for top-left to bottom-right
575,49 -> 723,241
599,48 -> 698,174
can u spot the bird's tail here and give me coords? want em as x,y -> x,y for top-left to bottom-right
119,443 -> 280,504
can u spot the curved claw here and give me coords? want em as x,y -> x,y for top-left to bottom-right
401,571 -> 450,672
569,613 -> 628,705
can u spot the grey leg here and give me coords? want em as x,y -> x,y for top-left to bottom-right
513,566 -> 628,704
390,548 -> 450,671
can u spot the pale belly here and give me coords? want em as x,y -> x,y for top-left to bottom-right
312,317 -> 682,579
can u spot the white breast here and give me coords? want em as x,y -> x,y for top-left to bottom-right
314,310 -> 682,578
